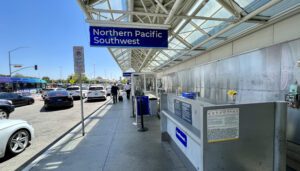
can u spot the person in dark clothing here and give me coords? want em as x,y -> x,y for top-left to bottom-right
111,83 -> 119,104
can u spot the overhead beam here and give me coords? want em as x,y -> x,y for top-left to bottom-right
140,0 -> 152,23
86,19 -> 171,29
217,0 -> 271,23
77,0 -> 93,20
154,0 -> 169,14
106,0 -> 114,20
139,0 -> 182,71
171,32 -> 193,49
87,8 -> 237,22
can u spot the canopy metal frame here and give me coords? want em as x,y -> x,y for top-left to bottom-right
77,0 -> 300,72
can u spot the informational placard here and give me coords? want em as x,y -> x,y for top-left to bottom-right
182,102 -> 192,124
89,26 -> 168,48
176,127 -> 187,147
207,108 -> 239,143
73,46 -> 85,74
174,99 -> 182,118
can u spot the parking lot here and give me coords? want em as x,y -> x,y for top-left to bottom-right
0,96 -> 110,171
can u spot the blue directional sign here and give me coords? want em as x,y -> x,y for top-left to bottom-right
176,127 -> 187,147
123,72 -> 132,77
89,26 -> 168,48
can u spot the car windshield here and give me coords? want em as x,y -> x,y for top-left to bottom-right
47,91 -> 69,97
89,87 -> 103,90
66,87 -> 79,91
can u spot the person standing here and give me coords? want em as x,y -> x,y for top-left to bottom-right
111,83 -> 119,104
124,82 -> 131,100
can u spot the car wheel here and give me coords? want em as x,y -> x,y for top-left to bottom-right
44,105 -> 49,110
7,129 -> 30,155
28,100 -> 33,105
0,109 -> 8,119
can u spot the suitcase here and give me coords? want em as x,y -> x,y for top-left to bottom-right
118,95 -> 123,102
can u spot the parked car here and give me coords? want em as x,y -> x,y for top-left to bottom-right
53,88 -> 66,91
0,100 -> 14,119
81,86 -> 89,98
66,86 -> 80,99
86,86 -> 106,101
41,88 -> 54,99
42,88 -> 66,99
0,92 -> 34,107
44,90 -> 73,110
106,86 -> 111,96
66,86 -> 88,99
0,119 -> 34,158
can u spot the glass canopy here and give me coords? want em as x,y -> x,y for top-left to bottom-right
78,0 -> 300,72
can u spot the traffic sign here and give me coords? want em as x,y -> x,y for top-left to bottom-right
69,79 -> 75,84
73,46 -> 85,74
13,65 -> 22,68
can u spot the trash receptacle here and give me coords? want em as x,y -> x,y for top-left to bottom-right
149,97 -> 158,115
136,96 -> 150,116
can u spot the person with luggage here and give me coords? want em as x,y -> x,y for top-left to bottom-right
124,82 -> 131,100
111,83 -> 119,104
118,92 -> 123,102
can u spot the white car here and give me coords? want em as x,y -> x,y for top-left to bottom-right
106,86 -> 111,96
66,86 -> 80,99
66,86 -> 88,99
86,86 -> 106,101
0,120 -> 34,158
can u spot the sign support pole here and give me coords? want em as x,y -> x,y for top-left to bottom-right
73,46 -> 85,136
79,73 -> 85,136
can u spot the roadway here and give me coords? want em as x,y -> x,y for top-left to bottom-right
0,96 -> 110,171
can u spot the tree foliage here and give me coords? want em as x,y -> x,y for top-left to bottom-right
42,76 -> 50,83
66,74 -> 89,84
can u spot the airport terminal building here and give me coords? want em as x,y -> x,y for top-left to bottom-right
78,0 -> 300,170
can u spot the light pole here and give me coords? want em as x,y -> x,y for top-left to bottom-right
93,64 -> 96,84
8,47 -> 29,77
59,66 -> 62,85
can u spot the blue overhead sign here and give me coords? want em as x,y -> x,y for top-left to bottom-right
123,72 -> 132,77
176,127 -> 187,147
89,26 -> 168,48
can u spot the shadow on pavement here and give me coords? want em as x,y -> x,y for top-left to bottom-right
0,143 -> 32,163
85,99 -> 106,103
39,106 -> 73,112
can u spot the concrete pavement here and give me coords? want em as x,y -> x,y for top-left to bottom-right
0,98 -> 110,171
25,99 -> 187,171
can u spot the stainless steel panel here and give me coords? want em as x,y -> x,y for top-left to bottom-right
202,63 -> 217,103
238,46 -> 282,103
216,57 -> 239,104
161,39 -> 300,104
203,103 -> 276,171
287,108 -> 300,144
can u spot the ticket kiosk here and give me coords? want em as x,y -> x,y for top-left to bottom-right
160,94 -> 287,171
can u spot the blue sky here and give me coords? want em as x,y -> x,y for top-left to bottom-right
0,0 -> 122,80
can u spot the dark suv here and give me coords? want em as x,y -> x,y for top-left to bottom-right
0,99 -> 15,119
